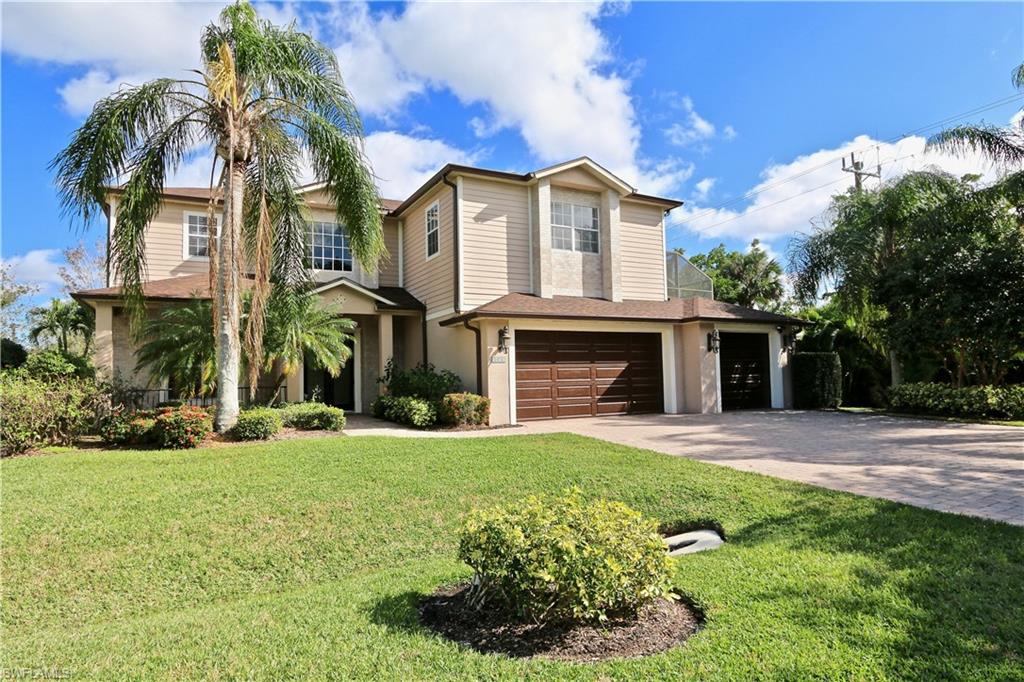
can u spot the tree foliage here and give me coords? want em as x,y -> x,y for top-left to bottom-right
28,299 -> 94,355
51,1 -> 382,429
686,239 -> 784,309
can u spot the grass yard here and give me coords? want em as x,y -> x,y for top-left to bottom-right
3,434 -> 1022,680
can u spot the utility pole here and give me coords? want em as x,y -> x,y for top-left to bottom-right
841,152 -> 881,191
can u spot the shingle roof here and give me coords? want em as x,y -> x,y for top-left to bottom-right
73,273 -> 424,311
439,293 -> 805,327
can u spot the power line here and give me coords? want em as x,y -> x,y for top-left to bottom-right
666,92 -> 1023,232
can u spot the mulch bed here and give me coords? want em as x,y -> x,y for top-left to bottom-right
419,583 -> 701,663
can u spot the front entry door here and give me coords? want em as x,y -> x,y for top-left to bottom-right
303,340 -> 356,410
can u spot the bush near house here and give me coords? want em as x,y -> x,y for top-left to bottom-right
370,395 -> 437,428
99,409 -> 159,446
378,359 -> 461,402
232,408 -> 283,441
22,349 -> 94,379
151,406 -> 213,449
890,382 -> 1024,421
458,487 -> 675,624
278,402 -> 345,431
0,372 -> 107,456
792,352 -> 842,409
438,392 -> 491,427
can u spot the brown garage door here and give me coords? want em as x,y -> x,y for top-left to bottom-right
719,332 -> 771,410
515,331 -> 664,420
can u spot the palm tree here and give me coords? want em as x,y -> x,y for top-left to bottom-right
723,240 -> 784,309
136,300 -> 218,398
51,1 -> 383,430
789,172 -> 961,385
28,299 -> 94,355
260,286 -> 355,400
135,288 -> 353,403
928,63 -> 1024,165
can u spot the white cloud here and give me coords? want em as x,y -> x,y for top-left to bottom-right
723,125 -> 738,140
673,134 -> 1008,242
364,131 -> 484,198
1,250 -> 64,294
693,177 -> 716,201
664,96 -> 716,148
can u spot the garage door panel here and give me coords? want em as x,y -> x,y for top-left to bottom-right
515,331 -> 663,420
720,333 -> 771,410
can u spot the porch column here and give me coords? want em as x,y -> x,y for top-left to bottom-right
93,302 -> 114,380
378,313 -> 393,385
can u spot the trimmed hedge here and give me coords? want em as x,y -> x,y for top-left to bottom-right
370,395 -> 437,428
792,352 -> 842,409
458,488 -> 676,624
438,392 -> 490,427
889,382 -> 1024,421
232,408 -> 282,441
278,402 -> 345,431
152,406 -> 212,449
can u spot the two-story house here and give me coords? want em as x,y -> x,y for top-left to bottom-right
74,157 -> 802,425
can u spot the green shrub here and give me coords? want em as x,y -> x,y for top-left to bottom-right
1,338 -> 27,369
458,488 -> 675,624
0,373 -> 107,456
890,382 -> 1024,421
792,352 -> 842,409
278,402 -> 345,431
438,392 -> 490,427
378,359 -> 461,401
370,395 -> 437,428
232,408 -> 283,440
152,405 -> 212,449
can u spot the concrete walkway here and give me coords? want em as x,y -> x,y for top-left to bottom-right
345,411 -> 1023,525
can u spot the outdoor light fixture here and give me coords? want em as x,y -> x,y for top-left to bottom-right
707,329 -> 720,354
497,325 -> 510,353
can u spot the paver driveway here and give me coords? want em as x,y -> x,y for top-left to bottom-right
348,410 -> 1024,524
518,411 -> 1024,525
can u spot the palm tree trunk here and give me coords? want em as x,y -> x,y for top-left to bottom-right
214,161 -> 246,431
888,350 -> 903,388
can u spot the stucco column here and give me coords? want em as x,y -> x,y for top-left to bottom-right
533,179 -> 553,298
285,362 -> 302,404
378,313 -> 393,385
600,189 -> 622,302
92,303 -> 114,380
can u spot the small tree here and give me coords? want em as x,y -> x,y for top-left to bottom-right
28,299 -> 94,355
687,240 -> 784,309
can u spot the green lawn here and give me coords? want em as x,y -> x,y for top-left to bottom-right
3,435 -> 1022,680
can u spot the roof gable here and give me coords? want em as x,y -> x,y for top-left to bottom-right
530,157 -> 634,195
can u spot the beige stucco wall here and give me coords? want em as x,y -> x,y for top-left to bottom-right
402,184 -> 455,313
677,322 -> 720,413
461,177 -> 532,307
620,200 -> 667,301
479,318 -> 512,426
425,320 -> 478,394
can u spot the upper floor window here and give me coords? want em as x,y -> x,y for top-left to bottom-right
551,201 -> 599,254
425,201 -> 440,258
307,221 -> 352,271
184,212 -> 218,259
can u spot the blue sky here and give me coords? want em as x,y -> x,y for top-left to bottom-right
2,1 -> 1022,299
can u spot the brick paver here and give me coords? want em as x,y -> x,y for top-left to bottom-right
347,410 -> 1024,524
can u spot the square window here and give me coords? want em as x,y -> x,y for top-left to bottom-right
185,213 -> 217,258
550,200 -> 599,253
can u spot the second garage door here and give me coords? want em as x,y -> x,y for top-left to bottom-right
515,331 -> 664,420
719,332 -> 771,410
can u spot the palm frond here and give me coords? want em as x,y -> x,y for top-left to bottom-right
927,125 -> 1024,166
135,300 -> 216,396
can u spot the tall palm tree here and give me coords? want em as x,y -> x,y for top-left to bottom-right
28,299 -> 94,355
51,1 -> 383,430
928,63 -> 1024,165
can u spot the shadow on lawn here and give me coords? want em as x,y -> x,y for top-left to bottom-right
732,497 -> 1024,679
367,590 -> 431,635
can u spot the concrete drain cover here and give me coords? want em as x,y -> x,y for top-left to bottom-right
663,529 -> 724,556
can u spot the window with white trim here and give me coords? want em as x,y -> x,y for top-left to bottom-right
185,213 -> 218,258
306,221 -> 352,271
551,201 -> 599,253
425,201 -> 440,258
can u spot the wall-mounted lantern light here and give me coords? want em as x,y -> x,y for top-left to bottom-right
707,329 -> 720,354
497,325 -> 510,353
777,325 -> 796,353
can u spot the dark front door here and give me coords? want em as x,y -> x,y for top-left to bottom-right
515,331 -> 664,420
303,340 -> 356,410
719,332 -> 771,410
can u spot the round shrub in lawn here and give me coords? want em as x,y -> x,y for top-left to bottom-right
278,402 -> 345,431
152,405 -> 212,449
370,395 -> 436,428
439,392 -> 490,427
232,408 -> 282,440
458,487 -> 676,624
